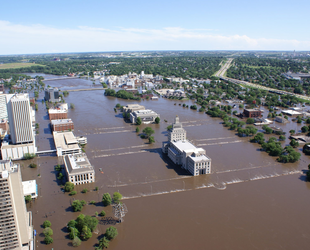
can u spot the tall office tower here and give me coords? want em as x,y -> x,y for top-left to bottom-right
0,160 -> 33,249
0,94 -> 8,120
7,94 -> 33,144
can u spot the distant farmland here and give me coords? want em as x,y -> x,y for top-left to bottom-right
0,62 -> 45,69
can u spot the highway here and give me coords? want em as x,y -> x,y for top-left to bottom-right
214,59 -> 310,102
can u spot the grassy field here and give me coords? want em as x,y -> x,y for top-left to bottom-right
0,62 -> 45,69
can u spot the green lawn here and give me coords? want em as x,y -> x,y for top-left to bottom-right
0,62 -> 45,69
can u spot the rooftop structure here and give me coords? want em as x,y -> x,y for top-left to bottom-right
64,153 -> 95,185
281,110 -> 302,116
53,131 -> 82,157
51,118 -> 74,132
162,116 -> 211,176
130,109 -> 160,124
0,160 -> 34,249
123,104 -> 145,113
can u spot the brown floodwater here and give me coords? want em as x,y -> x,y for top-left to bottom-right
20,75 -> 310,250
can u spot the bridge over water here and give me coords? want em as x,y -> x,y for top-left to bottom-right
43,77 -> 80,81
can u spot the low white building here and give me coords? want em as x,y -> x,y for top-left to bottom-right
130,109 -> 160,124
53,131 -> 82,157
64,153 -> 95,185
22,180 -> 38,199
1,142 -> 36,160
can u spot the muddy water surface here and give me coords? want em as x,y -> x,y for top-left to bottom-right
20,76 -> 310,250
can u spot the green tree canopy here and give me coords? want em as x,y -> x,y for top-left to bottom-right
136,117 -> 142,125
64,182 -> 74,192
102,193 -> 112,206
142,127 -> 155,138
105,226 -> 118,240
113,192 -> 122,203
43,220 -> 51,228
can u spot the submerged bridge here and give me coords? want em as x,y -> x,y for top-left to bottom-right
43,77 -> 80,81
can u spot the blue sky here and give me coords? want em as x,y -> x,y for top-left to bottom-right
1,0 -> 310,55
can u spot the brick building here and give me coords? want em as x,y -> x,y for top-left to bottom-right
48,108 -> 68,120
243,109 -> 261,118
51,119 -> 74,132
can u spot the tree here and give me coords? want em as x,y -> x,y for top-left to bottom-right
100,210 -> 106,217
290,139 -> 299,148
70,191 -> 77,196
136,127 -> 140,133
72,200 -> 86,212
69,227 -> 79,240
102,193 -> 112,206
97,236 -> 110,249
80,225 -> 92,240
301,126 -> 309,133
70,103 -> 75,109
44,236 -> 53,245
43,227 -> 53,236
105,226 -> 118,240
64,182 -> 74,192
43,220 -> 51,228
72,237 -> 81,247
149,136 -> 155,144
24,153 -> 36,159
136,117 -> 142,125
29,163 -> 37,168
55,164 -> 62,171
279,135 -> 286,141
82,188 -> 88,193
142,127 -> 155,138
246,118 -> 255,124
155,117 -> 160,124
113,192 -> 122,203
167,125 -> 172,131
289,129 -> 295,135
67,220 -> 77,229
24,195 -> 32,203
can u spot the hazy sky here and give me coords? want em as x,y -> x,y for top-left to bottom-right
1,0 -> 310,55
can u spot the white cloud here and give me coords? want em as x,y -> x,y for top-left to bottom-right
0,20 -> 309,54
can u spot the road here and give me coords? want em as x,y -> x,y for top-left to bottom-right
214,59 -> 310,102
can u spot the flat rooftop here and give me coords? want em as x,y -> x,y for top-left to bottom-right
64,153 -> 94,174
49,108 -> 68,114
171,140 -> 205,154
244,109 -> 260,112
133,109 -> 158,115
189,154 -> 210,162
53,131 -> 80,150
51,119 -> 73,125
22,180 -> 37,196
282,110 -> 302,115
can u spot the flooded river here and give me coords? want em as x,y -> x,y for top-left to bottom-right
20,75 -> 310,249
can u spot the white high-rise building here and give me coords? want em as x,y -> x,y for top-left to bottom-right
0,160 -> 34,249
7,94 -> 34,144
